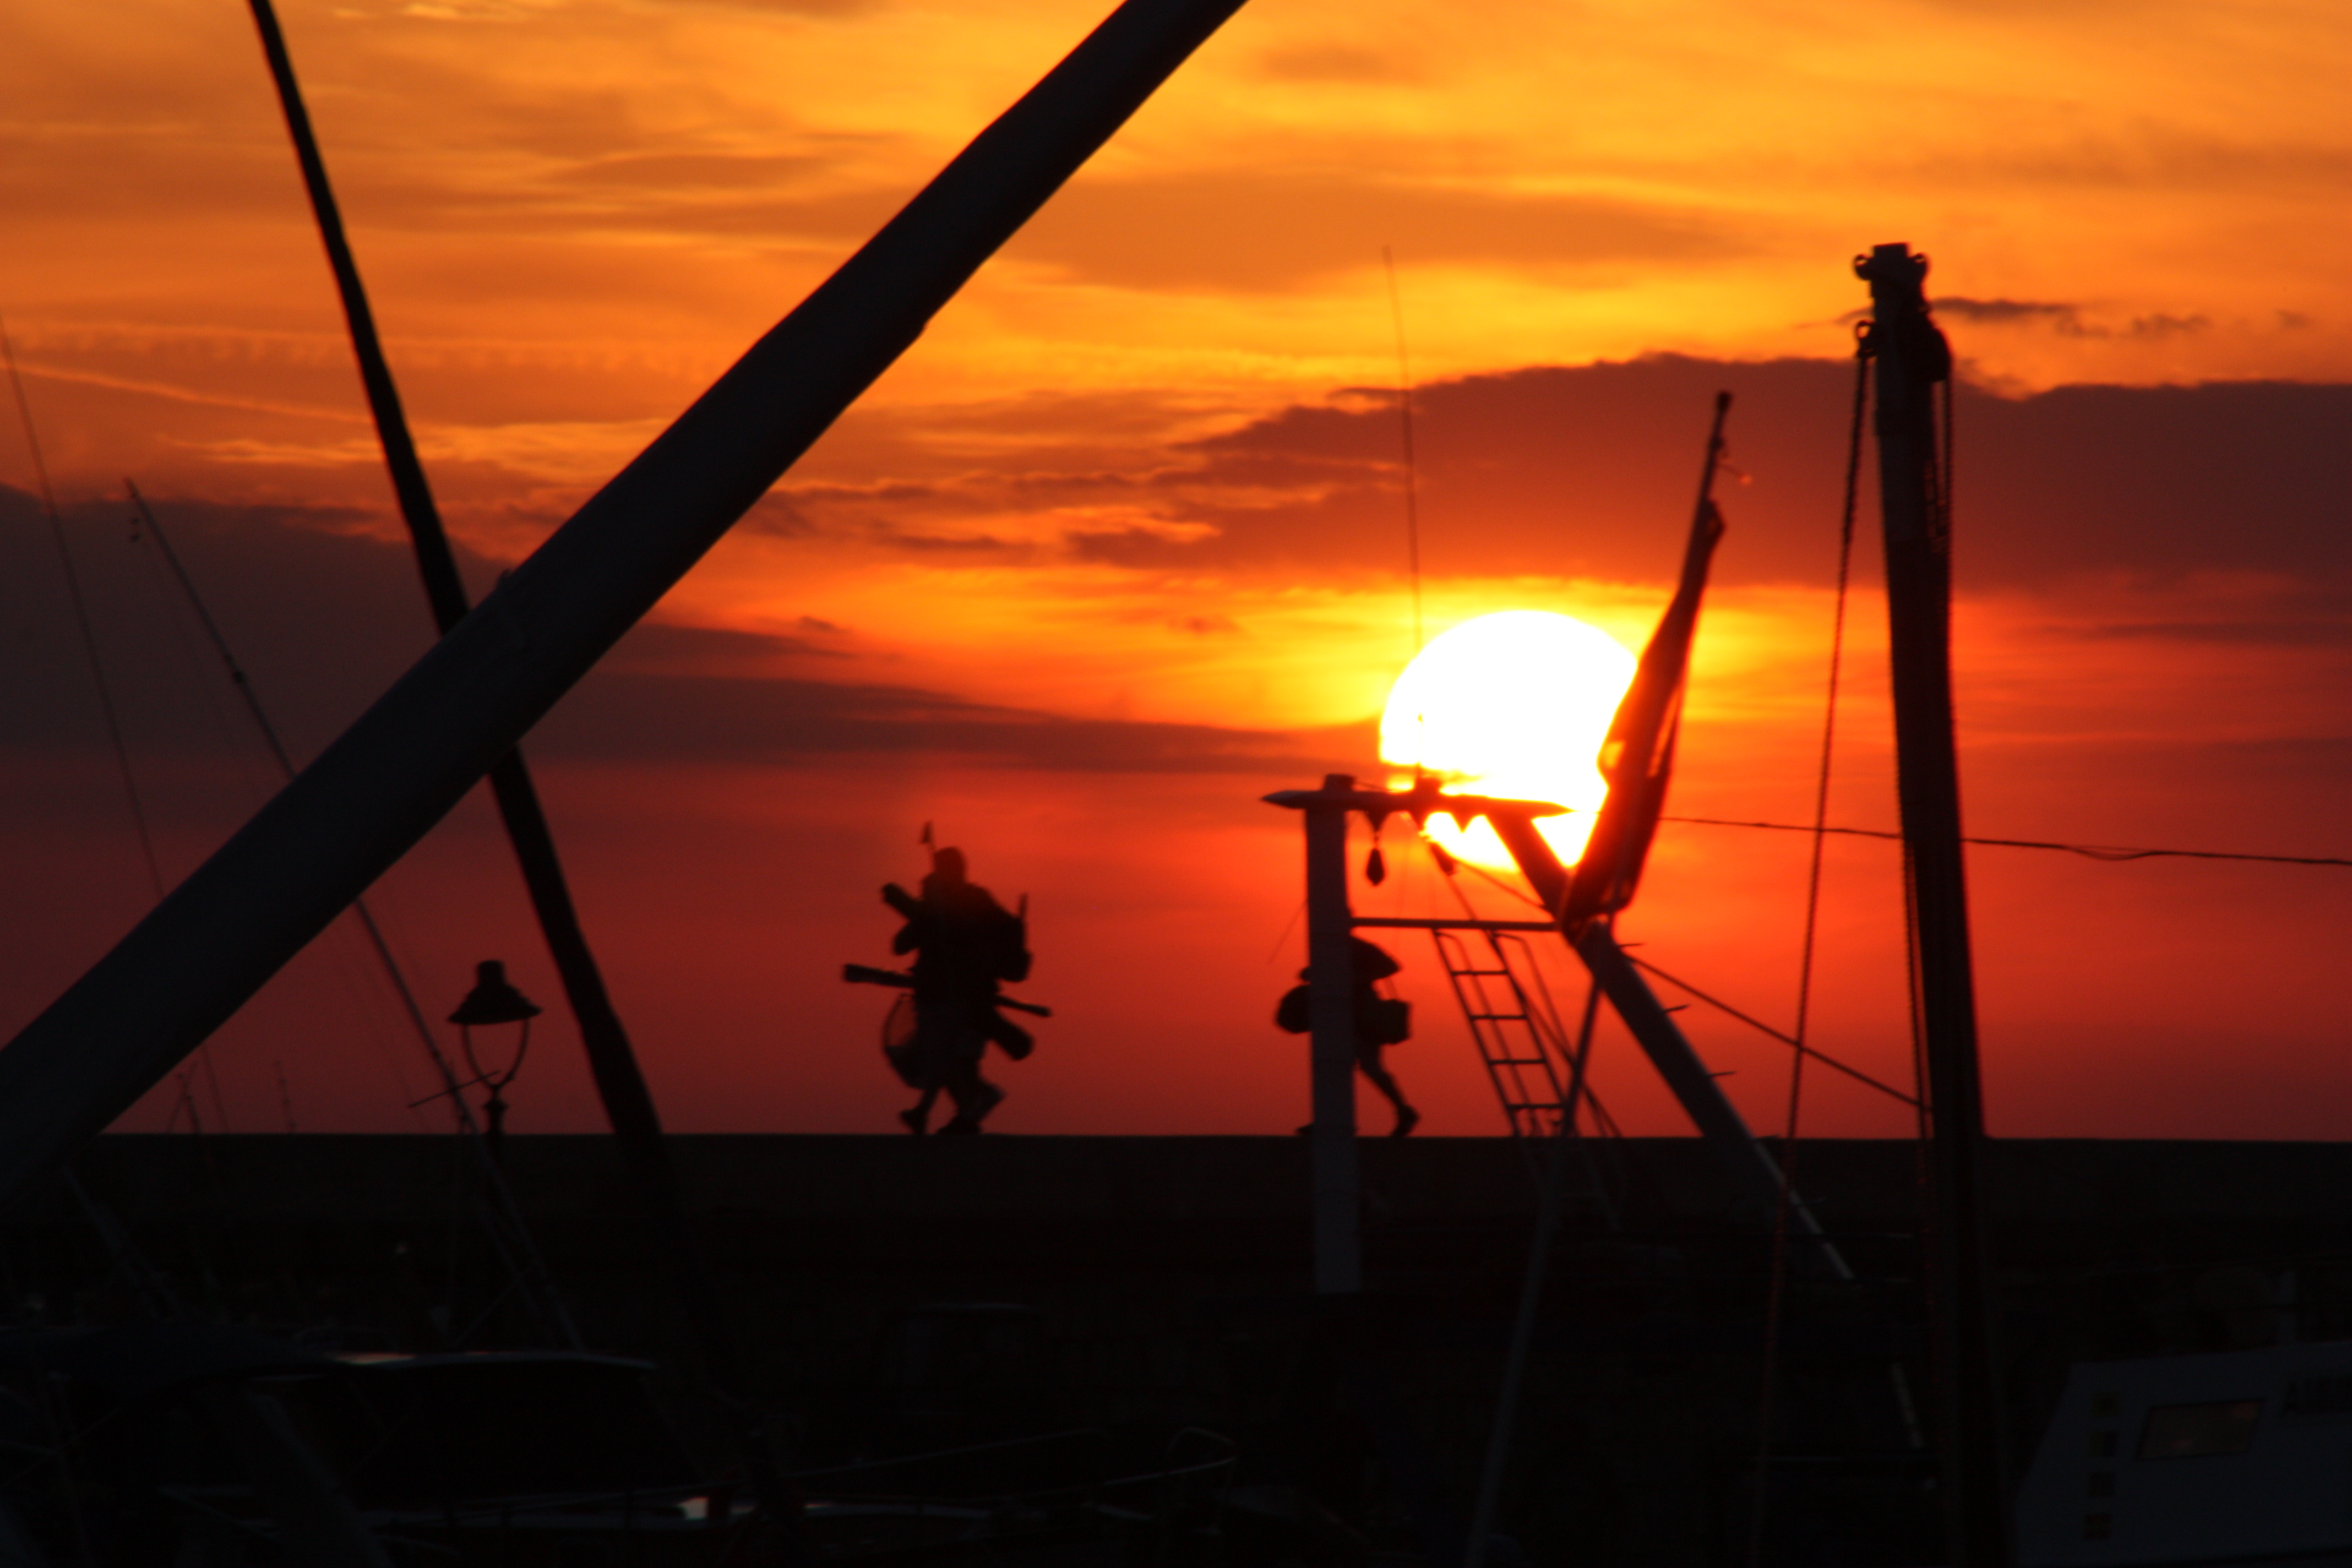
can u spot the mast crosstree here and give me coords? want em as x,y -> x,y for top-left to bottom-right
1266,394 -> 1849,1291
1272,254 -> 2010,1566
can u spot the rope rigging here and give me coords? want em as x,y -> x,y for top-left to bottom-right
1382,246 -> 1424,660
123,483 -> 581,1348
1662,814 -> 2352,869
1389,803 -> 2351,893
1629,955 -> 1917,1109
1748,347 -> 1871,1564
5,323 -> 165,899
1425,874 -> 1924,1115
6,320 -> 236,1134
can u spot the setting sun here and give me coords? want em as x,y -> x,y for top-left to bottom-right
1379,610 -> 1637,870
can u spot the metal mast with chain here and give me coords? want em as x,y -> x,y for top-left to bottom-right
1856,241 -> 2012,1567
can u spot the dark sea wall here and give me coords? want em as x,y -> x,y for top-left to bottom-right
8,1135 -> 2349,1567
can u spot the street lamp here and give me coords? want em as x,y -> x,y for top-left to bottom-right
448,959 -> 541,1156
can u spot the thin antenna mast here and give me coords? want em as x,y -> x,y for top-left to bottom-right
1381,247 -> 1424,657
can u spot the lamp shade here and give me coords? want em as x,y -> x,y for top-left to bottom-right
447,960 -> 542,1026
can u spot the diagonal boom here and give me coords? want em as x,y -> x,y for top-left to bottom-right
0,0 -> 1251,1204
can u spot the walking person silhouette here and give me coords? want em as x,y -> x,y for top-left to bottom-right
881,845 -> 1034,1135
1276,935 -> 1420,1136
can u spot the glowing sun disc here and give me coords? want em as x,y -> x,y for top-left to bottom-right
1379,610 -> 1637,870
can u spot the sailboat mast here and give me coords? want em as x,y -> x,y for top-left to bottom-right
243,0 -> 811,1544
1856,242 -> 2011,1566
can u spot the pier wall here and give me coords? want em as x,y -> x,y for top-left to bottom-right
9,1135 -> 2350,1566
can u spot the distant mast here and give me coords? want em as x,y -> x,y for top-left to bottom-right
1856,242 -> 2012,1566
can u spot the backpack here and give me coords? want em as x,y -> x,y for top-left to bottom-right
1274,984 -> 1411,1045
1362,991 -> 1412,1046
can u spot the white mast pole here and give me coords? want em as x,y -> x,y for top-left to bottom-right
1303,777 -> 1364,1294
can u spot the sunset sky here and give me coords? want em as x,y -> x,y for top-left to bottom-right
2,0 -> 2346,1143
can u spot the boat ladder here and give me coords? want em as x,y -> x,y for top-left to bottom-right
1430,927 -> 1622,1221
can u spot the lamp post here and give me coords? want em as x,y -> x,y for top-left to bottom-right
449,960 -> 541,1157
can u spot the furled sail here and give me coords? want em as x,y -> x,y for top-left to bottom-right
1555,397 -> 1729,929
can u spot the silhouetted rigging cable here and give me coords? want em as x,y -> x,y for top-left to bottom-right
1749,350 -> 1872,1567
1373,807 -> 2341,881
1265,899 -> 1308,963
1632,955 -> 1918,1107
1451,850 -> 1552,911
8,323 -> 239,1133
1659,814 -> 2352,868
1403,828 -> 2321,1093
1382,246 -> 1424,658
124,483 -> 579,1343
1386,810 -> 2345,872
5,321 -> 166,898
125,486 -> 511,1117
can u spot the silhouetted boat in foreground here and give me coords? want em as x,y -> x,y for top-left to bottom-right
2015,1341 -> 2352,1568
0,1318 -> 1244,1565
